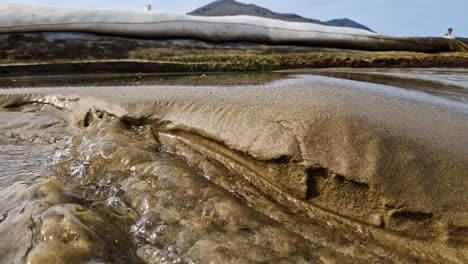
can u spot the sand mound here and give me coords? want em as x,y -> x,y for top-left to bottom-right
1,75 -> 467,262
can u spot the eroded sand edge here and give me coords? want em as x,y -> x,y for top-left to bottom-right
1,75 -> 467,262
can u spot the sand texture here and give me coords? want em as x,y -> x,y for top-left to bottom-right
1,75 -> 467,261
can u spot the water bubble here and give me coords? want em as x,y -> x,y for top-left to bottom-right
48,147 -> 71,165
155,249 -> 166,257
167,245 -> 178,254
144,247 -> 155,255
168,253 -> 182,264
110,184 -> 124,197
106,196 -> 128,215
131,214 -> 150,236
184,258 -> 195,264
147,232 -> 163,244
146,224 -> 169,244
51,150 -> 63,163
155,224 -> 168,236
70,163 -> 87,177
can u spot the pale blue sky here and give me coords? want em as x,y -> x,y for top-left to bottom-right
1,0 -> 467,37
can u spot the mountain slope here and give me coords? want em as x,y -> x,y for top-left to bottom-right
325,18 -> 374,33
188,0 -> 374,32
188,0 -> 323,24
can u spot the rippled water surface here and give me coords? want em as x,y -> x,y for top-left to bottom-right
0,70 -> 467,264
297,68 -> 468,103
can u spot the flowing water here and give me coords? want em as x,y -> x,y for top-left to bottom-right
0,103 -> 360,264
300,68 -> 468,103
0,70 -> 467,264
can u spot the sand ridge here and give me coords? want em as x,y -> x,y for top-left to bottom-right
0,75 -> 467,261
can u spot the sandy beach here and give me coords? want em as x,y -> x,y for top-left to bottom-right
0,2 -> 467,264
1,74 -> 467,263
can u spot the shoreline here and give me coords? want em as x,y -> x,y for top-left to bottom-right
1,32 -> 467,77
1,51 -> 468,77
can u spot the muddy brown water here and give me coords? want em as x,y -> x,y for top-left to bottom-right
0,70 -> 467,264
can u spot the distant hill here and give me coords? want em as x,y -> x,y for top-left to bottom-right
188,0 -> 374,32
324,18 -> 374,33
188,0 -> 323,24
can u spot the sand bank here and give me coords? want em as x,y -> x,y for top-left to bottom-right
0,75 -> 467,262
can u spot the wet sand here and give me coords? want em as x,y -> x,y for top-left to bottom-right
0,74 -> 467,263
